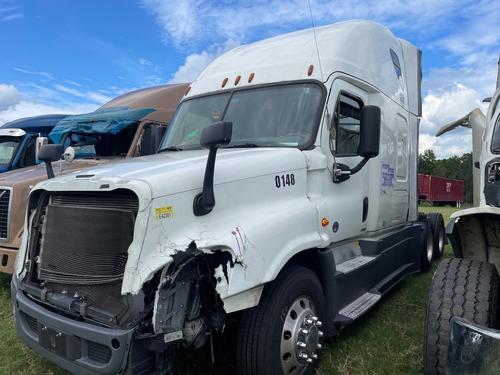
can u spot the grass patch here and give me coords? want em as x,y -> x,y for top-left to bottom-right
0,206 -> 460,374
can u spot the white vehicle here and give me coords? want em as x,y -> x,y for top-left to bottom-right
424,57 -> 500,375
13,21 -> 441,374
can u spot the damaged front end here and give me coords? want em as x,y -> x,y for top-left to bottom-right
15,188 -> 232,374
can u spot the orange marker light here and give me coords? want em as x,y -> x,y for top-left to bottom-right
235,75 -> 241,85
248,72 -> 255,83
321,218 -> 330,227
184,86 -> 191,96
222,77 -> 228,88
307,64 -> 314,76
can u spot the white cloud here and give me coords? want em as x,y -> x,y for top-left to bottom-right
53,84 -> 111,104
139,58 -> 152,66
0,84 -> 20,111
14,67 -> 54,80
0,101 -> 97,126
2,12 -> 22,21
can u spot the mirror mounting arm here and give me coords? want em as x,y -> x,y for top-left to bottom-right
193,147 -> 218,216
332,157 -> 369,183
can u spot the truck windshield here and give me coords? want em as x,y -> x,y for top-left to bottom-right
0,137 -> 20,165
160,83 -> 323,150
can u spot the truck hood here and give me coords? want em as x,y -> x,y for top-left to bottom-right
45,148 -> 308,198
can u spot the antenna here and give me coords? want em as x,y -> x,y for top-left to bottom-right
307,0 -> 324,81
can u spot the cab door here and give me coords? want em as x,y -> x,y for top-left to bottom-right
318,78 -> 373,242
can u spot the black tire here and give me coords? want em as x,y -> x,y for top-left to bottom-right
236,266 -> 326,375
420,222 -> 434,272
427,213 -> 445,259
423,258 -> 500,374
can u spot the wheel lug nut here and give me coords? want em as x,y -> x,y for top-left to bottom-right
297,341 -> 306,348
312,354 -> 318,359
306,358 -> 313,363
305,319 -> 313,325
318,330 -> 324,337
311,316 -> 318,322
317,343 -> 322,349
301,329 -> 309,335
315,320 -> 323,327
299,352 -> 309,359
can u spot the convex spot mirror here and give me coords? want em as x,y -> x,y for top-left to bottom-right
64,146 -> 75,162
357,105 -> 381,159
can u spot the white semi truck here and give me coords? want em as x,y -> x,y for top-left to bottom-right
12,21 -> 442,374
424,58 -> 500,374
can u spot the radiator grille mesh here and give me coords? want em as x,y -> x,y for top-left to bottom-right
0,188 -> 11,240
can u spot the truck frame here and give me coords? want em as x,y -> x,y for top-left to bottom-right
423,56 -> 500,374
13,21 -> 441,375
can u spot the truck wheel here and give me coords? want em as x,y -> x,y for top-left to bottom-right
423,258 -> 500,374
420,222 -> 434,272
428,213 -> 445,259
237,266 -> 326,375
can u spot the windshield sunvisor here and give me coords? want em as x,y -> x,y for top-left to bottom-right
49,106 -> 155,144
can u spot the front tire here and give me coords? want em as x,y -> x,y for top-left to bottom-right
237,266 -> 326,375
423,258 -> 500,374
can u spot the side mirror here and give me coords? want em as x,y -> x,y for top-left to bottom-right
333,105 -> 381,183
358,105 -> 381,158
38,144 -> 63,179
35,136 -> 49,162
193,122 -> 233,216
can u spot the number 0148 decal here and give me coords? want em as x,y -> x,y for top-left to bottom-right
275,174 -> 295,188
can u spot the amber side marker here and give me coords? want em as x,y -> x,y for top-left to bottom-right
222,77 -> 228,88
321,218 -> 330,227
248,72 -> 255,83
234,75 -> 241,85
307,64 -> 314,76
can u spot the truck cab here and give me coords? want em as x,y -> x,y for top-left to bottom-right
424,59 -> 500,374
0,114 -> 68,172
12,21 -> 437,375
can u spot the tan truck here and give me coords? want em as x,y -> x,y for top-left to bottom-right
0,83 -> 187,273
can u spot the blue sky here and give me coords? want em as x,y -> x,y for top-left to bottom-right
0,0 -> 499,157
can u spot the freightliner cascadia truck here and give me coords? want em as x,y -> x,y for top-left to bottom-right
423,58 -> 500,374
12,21 -> 442,375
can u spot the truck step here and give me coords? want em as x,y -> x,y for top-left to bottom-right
336,256 -> 375,274
336,292 -> 381,321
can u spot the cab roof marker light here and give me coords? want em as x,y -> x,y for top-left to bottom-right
222,78 -> 228,88
248,73 -> 255,83
307,65 -> 314,76
235,75 -> 241,85
184,86 -> 191,96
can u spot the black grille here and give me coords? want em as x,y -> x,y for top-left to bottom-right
88,341 -> 112,364
0,188 -> 11,239
24,313 -> 38,333
50,192 -> 139,211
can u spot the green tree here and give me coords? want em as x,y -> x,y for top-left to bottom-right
418,149 -> 436,175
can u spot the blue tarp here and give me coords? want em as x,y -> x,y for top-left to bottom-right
49,106 -> 155,144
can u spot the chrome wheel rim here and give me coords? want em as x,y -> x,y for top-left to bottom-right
427,231 -> 434,262
280,296 -> 323,374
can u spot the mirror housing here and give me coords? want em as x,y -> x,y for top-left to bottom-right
358,105 -> 381,158
38,144 -> 63,179
64,146 -> 75,162
333,105 -> 381,183
193,122 -> 233,216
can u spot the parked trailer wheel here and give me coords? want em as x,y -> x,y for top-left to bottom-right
427,213 -> 445,260
420,221 -> 434,272
237,266 -> 326,375
423,258 -> 500,375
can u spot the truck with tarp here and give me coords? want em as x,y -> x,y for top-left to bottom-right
12,21 -> 444,375
0,84 -> 187,273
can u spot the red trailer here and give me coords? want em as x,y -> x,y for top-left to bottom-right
418,173 -> 464,206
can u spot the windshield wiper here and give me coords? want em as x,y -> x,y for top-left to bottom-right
224,143 -> 260,149
158,146 -> 184,152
